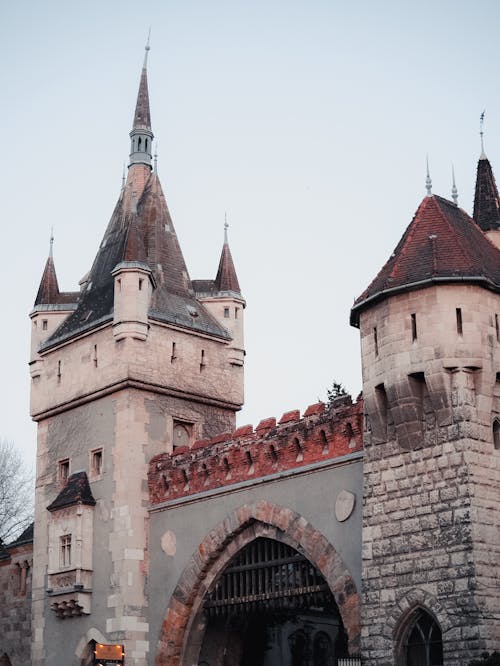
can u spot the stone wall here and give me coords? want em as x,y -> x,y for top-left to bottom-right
0,540 -> 32,666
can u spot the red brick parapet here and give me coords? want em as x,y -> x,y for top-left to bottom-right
148,396 -> 363,504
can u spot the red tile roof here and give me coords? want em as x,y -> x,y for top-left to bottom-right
351,195 -> 500,326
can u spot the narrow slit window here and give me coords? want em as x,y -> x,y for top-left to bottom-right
224,307 -> 230,318
374,327 -> 379,356
411,313 -> 417,341
93,344 -> 98,368
42,319 -> 48,331
235,307 -> 239,319
456,308 -> 463,335
200,349 -> 205,371
91,449 -> 103,477
138,278 -> 143,291
496,314 -> 499,343
171,341 -> 177,362
493,419 -> 500,450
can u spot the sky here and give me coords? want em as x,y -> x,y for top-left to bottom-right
1,0 -> 500,470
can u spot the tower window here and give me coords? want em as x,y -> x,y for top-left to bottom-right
90,448 -> 103,477
235,307 -> 239,319
496,314 -> 499,343
493,419 -> 500,450
58,459 -> 70,484
456,308 -> 463,335
173,421 -> 193,449
200,349 -> 206,371
93,344 -> 98,368
57,360 -> 62,381
42,319 -> 48,331
171,341 -> 177,363
224,307 -> 230,318
138,137 -> 142,149
60,534 -> 72,568
411,313 -> 417,341
374,327 -> 379,356
138,278 -> 143,291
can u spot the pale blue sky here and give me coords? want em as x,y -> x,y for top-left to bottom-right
1,1 -> 500,467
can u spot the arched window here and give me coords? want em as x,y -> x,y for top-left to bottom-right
493,418 -> 500,450
402,608 -> 443,666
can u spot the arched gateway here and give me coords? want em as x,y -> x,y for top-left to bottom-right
155,501 -> 360,665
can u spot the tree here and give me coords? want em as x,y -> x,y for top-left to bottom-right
326,380 -> 349,406
0,440 -> 33,544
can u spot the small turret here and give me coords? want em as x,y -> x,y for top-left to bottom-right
472,111 -> 500,246
30,236 -> 78,377
193,222 -> 245,366
112,214 -> 155,341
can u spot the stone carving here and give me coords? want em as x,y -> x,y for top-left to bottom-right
335,490 -> 355,522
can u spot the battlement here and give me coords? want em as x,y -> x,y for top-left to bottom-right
148,395 -> 364,503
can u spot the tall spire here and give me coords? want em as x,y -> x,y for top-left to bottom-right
451,165 -> 458,205
129,36 -> 154,169
480,110 -> 487,160
425,155 -> 432,197
35,233 -> 60,305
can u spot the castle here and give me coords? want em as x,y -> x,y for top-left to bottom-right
0,44 -> 499,666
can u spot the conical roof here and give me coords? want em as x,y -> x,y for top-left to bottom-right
133,61 -> 151,130
35,255 -> 60,305
215,241 -> 241,293
351,194 -> 500,326
473,156 -> 500,231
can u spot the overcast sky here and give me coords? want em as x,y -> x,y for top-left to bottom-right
2,0 -> 500,469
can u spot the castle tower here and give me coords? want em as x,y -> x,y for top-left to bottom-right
351,188 -> 500,664
29,45 -> 244,666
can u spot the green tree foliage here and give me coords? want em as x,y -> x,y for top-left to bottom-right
326,381 -> 349,406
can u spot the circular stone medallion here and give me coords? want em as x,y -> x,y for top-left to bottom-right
335,490 -> 355,522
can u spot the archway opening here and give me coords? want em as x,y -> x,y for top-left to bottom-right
401,608 -> 443,666
197,537 -> 348,666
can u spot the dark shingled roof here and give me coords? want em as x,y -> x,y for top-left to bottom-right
351,194 -> 500,326
473,156 -> 500,231
133,63 -> 151,130
215,241 -> 241,294
47,471 -> 96,512
8,522 -> 34,547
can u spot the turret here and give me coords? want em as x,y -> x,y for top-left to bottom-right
193,222 -> 245,367
351,178 -> 500,664
472,116 -> 500,248
29,236 -> 78,379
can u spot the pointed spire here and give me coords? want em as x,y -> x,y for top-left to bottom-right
129,36 -> 154,168
480,110 -> 487,160
451,165 -> 458,205
425,156 -> 432,197
473,153 -> 500,232
215,218 -> 241,293
35,233 -> 60,305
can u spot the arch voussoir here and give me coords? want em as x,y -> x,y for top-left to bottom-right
154,501 -> 360,665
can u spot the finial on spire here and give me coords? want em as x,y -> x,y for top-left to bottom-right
154,143 -> 158,173
425,155 -> 432,197
480,109 -> 487,159
143,27 -> 151,69
451,164 -> 458,205
224,212 -> 229,244
121,162 -> 126,191
49,227 -> 54,258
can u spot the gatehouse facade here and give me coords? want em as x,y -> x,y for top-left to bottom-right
0,42 -> 499,666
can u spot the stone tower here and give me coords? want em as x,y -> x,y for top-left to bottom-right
351,165 -> 500,663
29,45 -> 244,666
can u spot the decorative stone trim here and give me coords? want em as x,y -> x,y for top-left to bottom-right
154,500 -> 360,665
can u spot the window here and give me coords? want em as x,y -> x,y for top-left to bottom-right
493,419 -> 500,450
42,319 -> 48,331
173,421 -> 192,449
224,307 -> 230,318
90,448 -> 103,477
58,459 -> 69,484
93,344 -> 98,368
171,341 -> 177,362
200,349 -> 206,371
60,535 -> 72,568
456,308 -> 463,335
496,314 -> 499,343
402,609 -> 443,666
235,307 -> 239,319
411,313 -> 417,341
374,326 -> 379,356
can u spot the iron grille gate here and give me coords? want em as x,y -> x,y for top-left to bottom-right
204,538 -> 332,618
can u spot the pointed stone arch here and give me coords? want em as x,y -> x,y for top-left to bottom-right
154,500 -> 360,665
